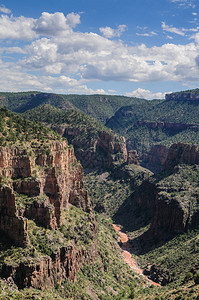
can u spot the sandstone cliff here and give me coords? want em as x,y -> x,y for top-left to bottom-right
164,142 -> 199,169
135,143 -> 199,238
0,138 -> 97,289
53,125 -> 128,169
143,145 -> 168,172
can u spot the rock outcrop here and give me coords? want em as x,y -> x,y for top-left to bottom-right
149,188 -> 190,237
164,142 -> 199,170
143,145 -> 168,172
135,120 -> 199,131
165,90 -> 199,101
143,264 -> 174,286
0,139 -> 98,289
0,140 -> 91,244
127,150 -> 139,166
1,224 -> 98,289
52,125 -> 128,169
135,143 -> 199,238
0,186 -> 29,246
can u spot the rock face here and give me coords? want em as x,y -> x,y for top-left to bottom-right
165,90 -> 199,101
135,120 -> 199,131
164,142 -> 199,170
0,139 -> 97,289
149,188 -> 189,237
0,140 -> 90,243
135,143 -> 199,238
52,125 -> 128,169
143,264 -> 174,286
143,145 -> 168,172
1,224 -> 98,289
127,150 -> 139,166
0,186 -> 29,246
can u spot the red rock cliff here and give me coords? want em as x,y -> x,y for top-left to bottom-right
0,140 -> 91,245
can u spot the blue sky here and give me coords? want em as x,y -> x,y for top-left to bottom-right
0,0 -> 199,98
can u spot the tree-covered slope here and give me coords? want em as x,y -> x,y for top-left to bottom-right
22,104 -> 128,170
106,89 -> 199,161
0,91 -> 150,123
0,107 -> 143,299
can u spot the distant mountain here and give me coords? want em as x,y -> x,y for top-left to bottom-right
0,91 -> 148,123
0,92 -> 75,113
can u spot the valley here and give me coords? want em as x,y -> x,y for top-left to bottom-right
0,88 -> 199,299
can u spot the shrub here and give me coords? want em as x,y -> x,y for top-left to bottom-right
193,272 -> 199,284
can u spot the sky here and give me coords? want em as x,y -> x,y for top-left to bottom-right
0,0 -> 199,99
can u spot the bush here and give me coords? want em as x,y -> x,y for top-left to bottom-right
193,272 -> 199,284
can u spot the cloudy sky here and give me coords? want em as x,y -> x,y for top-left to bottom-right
0,0 -> 199,99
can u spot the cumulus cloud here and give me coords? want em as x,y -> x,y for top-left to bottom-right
66,12 -> 81,28
33,12 -> 80,36
0,5 -> 11,14
126,88 -> 166,99
99,25 -> 127,38
162,22 -> 185,36
0,15 -> 36,40
1,10 -> 199,94
0,59 -> 107,94
0,12 -> 81,40
33,12 -> 69,36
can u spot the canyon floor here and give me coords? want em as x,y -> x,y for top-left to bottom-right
113,224 -> 160,287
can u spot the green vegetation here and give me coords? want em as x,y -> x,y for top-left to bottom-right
156,164 -> 199,221
84,165 -> 152,217
22,104 -> 112,135
22,104 -> 127,169
0,92 -> 74,113
0,213 -> 143,300
0,106 -> 63,148
106,90 -> 199,158
63,94 -> 149,123
0,91 -> 150,123
1,89 -> 199,299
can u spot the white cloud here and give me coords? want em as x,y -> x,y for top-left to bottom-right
0,15 -> 36,40
33,12 -> 70,36
0,5 -> 11,14
99,25 -> 127,38
126,88 -> 166,99
1,11 -> 199,94
0,12 -> 81,40
170,0 -> 196,8
162,22 -> 185,36
3,47 -> 25,54
136,31 -> 157,37
66,12 -> 81,28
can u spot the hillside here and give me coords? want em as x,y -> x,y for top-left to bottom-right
0,107 -> 145,299
106,88 -> 199,167
22,104 -> 128,170
0,91 -> 148,123
1,90 -> 199,299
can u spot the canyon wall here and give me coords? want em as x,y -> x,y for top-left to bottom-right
52,125 -> 129,169
0,139 -> 97,289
